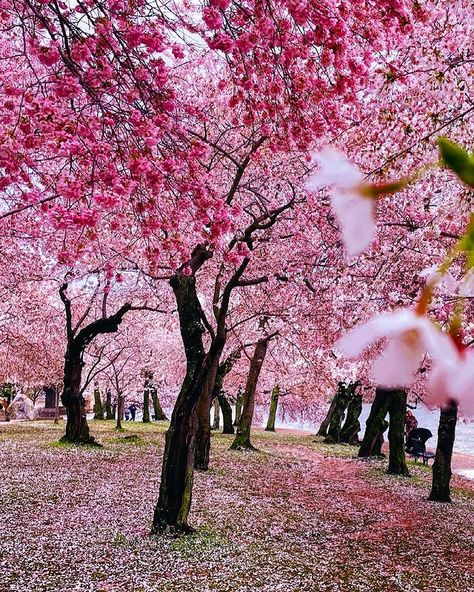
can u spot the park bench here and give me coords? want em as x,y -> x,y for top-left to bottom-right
407,448 -> 435,466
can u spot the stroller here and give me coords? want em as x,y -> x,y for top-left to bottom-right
406,427 -> 435,465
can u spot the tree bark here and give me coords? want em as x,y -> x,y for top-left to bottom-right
93,384 -> 105,420
105,389 -> 114,420
325,383 -> 352,443
116,394 -> 125,431
265,385 -> 280,432
59,284 -> 131,445
143,387 -> 150,423
194,356 -> 221,471
387,388 -> 409,476
230,334 -> 276,451
218,394 -> 234,434
151,388 -> 168,421
212,397 -> 220,430
317,394 -> 339,437
340,389 -> 362,445
358,387 -> 391,457
429,399 -> 458,502
152,265 -> 210,533
61,346 -> 95,444
234,388 -> 243,426
195,346 -> 242,470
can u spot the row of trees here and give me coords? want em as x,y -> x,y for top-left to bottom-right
0,0 -> 472,531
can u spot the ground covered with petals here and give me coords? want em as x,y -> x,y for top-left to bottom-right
2,421 -> 474,592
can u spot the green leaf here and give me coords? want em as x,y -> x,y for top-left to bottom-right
438,137 -> 474,188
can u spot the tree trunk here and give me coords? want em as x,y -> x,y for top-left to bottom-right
317,394 -> 339,437
359,387 -> 391,457
230,335 -> 274,451
116,394 -> 125,431
105,389 -> 114,420
265,385 -> 280,432
44,386 -> 56,409
387,388 -> 409,476
234,388 -> 243,426
340,391 -> 363,445
429,399 -> 458,502
143,387 -> 150,423
151,389 -> 168,421
212,397 -> 220,430
218,394 -> 234,434
194,356 -> 221,471
54,386 -> 60,425
61,349 -> 95,444
152,271 -> 208,533
325,384 -> 351,443
93,384 -> 105,420
194,346 -> 241,470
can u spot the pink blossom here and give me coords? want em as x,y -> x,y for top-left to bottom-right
419,265 -> 458,293
336,309 -> 457,388
209,0 -> 231,8
305,147 -> 376,259
203,6 -> 223,30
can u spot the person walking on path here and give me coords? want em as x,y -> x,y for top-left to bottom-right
128,404 -> 137,421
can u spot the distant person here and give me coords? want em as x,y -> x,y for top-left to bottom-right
124,407 -> 131,421
128,404 -> 137,421
405,410 -> 418,439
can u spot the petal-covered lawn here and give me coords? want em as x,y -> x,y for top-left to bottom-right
2,421 -> 474,592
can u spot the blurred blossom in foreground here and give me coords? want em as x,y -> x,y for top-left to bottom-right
305,147 -> 376,260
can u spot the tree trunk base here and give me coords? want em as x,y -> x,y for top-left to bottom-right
59,434 -> 102,447
428,492 -> 452,503
229,441 -> 258,452
387,466 -> 410,477
151,522 -> 196,536
264,427 -> 275,432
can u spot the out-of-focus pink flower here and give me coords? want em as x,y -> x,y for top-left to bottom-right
429,349 -> 474,417
419,265 -> 458,293
305,147 -> 376,259
336,309 -> 457,388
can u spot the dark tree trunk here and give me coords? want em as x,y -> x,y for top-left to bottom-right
143,387 -> 150,423
234,388 -> 243,426
93,384 -> 105,420
387,388 -> 409,476
152,270 -> 209,533
358,387 -> 392,457
116,394 -> 125,431
195,346 -> 241,470
325,384 -> 352,443
340,392 -> 363,445
44,386 -> 56,409
429,399 -> 458,502
218,394 -> 234,434
230,335 -> 275,451
317,395 -> 339,437
212,398 -> 220,430
61,348 -> 95,444
151,389 -> 168,421
265,385 -> 280,432
194,357 -> 221,471
105,389 -> 114,420
59,284 -> 131,445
